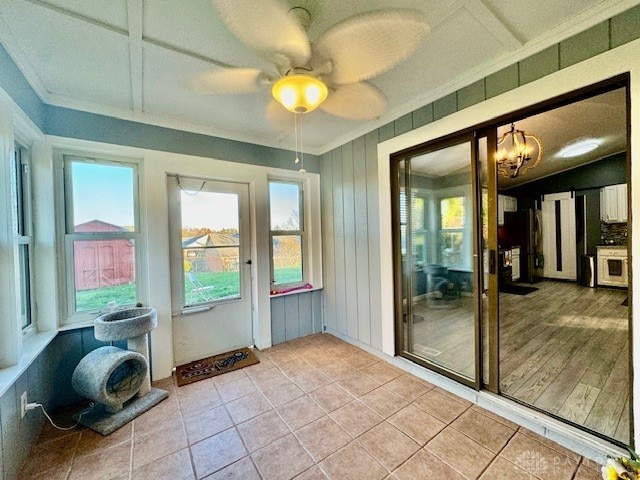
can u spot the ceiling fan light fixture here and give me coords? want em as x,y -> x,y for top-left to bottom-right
272,74 -> 328,113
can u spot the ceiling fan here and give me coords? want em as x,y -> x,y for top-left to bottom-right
189,0 -> 431,124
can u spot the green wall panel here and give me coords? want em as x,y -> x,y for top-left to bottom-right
486,64 -> 519,99
560,21 -> 609,68
456,79 -> 485,110
394,113 -> 413,136
378,122 -> 395,142
433,92 -> 457,120
519,45 -> 560,85
412,103 -> 434,129
611,4 -> 640,48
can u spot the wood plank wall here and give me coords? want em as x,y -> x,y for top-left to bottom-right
270,290 -> 323,345
318,6 -> 640,352
321,130 -> 384,350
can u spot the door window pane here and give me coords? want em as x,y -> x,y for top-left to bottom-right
183,247 -> 240,305
180,190 -> 241,306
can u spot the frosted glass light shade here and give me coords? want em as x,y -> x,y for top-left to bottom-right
272,74 -> 328,113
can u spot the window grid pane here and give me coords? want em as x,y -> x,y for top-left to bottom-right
272,235 -> 302,285
14,149 -> 27,236
69,161 -> 136,233
441,197 -> 465,229
18,244 -> 31,329
72,239 -> 137,312
269,182 -> 301,231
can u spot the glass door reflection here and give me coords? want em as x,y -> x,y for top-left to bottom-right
396,137 -> 479,385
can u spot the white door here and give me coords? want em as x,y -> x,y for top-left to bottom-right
168,176 -> 253,366
541,192 -> 576,280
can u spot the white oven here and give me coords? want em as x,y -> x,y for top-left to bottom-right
597,247 -> 628,287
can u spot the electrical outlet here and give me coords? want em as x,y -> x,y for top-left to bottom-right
20,391 -> 28,418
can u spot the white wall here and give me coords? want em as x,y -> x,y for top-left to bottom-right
46,136 -> 322,379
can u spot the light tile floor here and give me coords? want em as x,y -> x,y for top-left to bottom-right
21,333 -> 602,479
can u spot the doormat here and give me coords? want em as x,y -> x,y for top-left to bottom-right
176,348 -> 259,387
622,297 -> 628,306
499,284 -> 538,296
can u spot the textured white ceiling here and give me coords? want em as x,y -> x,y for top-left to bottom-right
408,88 -> 627,186
0,0 -> 636,154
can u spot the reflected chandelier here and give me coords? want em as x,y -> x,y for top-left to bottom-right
496,123 -> 542,178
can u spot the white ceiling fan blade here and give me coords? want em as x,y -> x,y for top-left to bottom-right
211,0 -> 311,67
320,82 -> 387,120
188,68 -> 268,94
313,10 -> 430,85
266,99 -> 295,132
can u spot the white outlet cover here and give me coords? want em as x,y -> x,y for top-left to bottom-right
20,391 -> 27,418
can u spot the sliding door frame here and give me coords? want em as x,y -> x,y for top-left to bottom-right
391,131 -> 482,390
390,73 -> 632,446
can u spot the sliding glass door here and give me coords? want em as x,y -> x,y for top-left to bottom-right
392,78 -> 631,447
495,85 -> 631,445
393,134 -> 482,387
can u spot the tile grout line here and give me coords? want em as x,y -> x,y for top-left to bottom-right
177,376 -> 202,480
128,417 -> 134,480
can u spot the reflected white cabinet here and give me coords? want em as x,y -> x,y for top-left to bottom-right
511,247 -> 520,281
600,184 -> 627,223
498,195 -> 517,226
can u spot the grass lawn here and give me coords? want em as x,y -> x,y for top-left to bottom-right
76,267 -> 303,311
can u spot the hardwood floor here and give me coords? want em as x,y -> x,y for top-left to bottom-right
404,280 -> 630,444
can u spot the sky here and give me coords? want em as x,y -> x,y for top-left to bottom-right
71,162 -> 299,232
72,162 -> 135,227
181,190 -> 239,230
269,182 -> 299,230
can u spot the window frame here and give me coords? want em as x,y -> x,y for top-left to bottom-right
268,179 -> 306,290
13,143 -> 35,334
58,152 -> 143,324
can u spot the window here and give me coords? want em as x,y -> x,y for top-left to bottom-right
62,155 -> 140,321
400,191 -> 428,265
440,196 -> 465,268
269,180 -> 304,287
13,144 -> 34,331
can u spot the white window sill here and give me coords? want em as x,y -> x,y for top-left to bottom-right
0,330 -> 57,398
57,320 -> 96,331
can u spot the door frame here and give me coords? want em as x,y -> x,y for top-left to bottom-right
167,174 -> 254,365
388,73 -> 633,445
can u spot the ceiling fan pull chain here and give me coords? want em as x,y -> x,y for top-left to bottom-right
299,113 -> 306,173
294,112 -> 300,165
